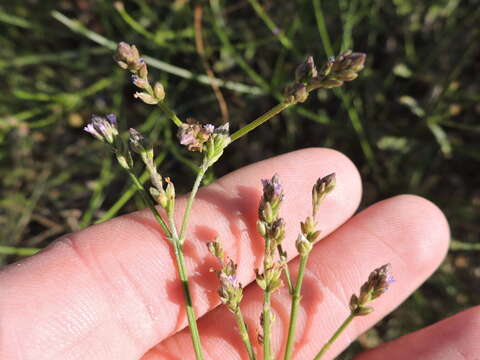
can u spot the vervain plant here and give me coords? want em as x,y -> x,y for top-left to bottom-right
83,42 -> 393,360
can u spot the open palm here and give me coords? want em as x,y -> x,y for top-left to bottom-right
1,148 -> 477,360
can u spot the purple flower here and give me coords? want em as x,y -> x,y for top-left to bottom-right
261,174 -> 283,200
203,124 -> 215,133
220,272 -> 239,287
84,114 -> 119,144
106,113 -> 117,126
177,119 -> 214,152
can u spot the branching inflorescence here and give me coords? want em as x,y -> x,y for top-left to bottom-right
84,41 -> 392,359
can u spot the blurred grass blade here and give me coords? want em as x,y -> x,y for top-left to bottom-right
0,10 -> 31,28
247,0 -> 297,54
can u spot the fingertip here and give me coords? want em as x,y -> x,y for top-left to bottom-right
379,194 -> 450,273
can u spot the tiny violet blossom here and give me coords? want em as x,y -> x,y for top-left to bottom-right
261,174 -> 284,202
83,114 -> 118,144
178,119 -> 215,152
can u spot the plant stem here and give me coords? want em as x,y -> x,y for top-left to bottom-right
0,245 -> 40,256
129,169 -> 204,359
263,290 -> 272,360
283,254 -> 309,360
157,101 -> 183,127
283,264 -> 294,295
179,166 -> 207,243
172,239 -> 205,360
313,314 -> 355,360
234,309 -> 257,360
127,171 -> 171,237
164,170 -> 206,359
230,102 -> 290,142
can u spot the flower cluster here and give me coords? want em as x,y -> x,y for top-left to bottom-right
178,119 -> 215,152
83,40 -> 377,360
83,114 -> 118,144
115,42 -> 165,105
256,175 -> 286,308
293,174 -> 335,256
284,50 -> 366,104
207,240 -> 243,313
349,264 -> 395,316
84,113 -> 133,170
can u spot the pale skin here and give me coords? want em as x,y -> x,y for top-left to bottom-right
1,148 -> 478,360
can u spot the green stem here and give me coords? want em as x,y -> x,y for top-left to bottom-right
0,245 -> 40,256
179,166 -> 207,243
313,314 -> 355,360
230,102 -> 290,142
283,255 -> 309,360
129,169 -> 204,359
157,101 -> 183,127
173,239 -> 205,360
234,309 -> 257,360
127,171 -> 171,237
143,158 -> 206,359
263,290 -> 272,360
283,264 -> 294,295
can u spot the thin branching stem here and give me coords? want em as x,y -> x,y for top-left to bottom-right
127,171 -> 170,237
263,290 -> 272,360
314,314 -> 354,359
128,169 -> 204,359
179,166 -> 207,243
172,239 -> 205,360
157,101 -> 183,127
0,245 -> 40,256
234,309 -> 257,360
230,102 -> 291,142
283,263 -> 294,295
283,255 -> 309,360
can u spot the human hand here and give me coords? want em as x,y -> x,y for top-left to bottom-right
1,148 -> 475,360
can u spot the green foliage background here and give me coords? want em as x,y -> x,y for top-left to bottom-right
1,0 -> 479,357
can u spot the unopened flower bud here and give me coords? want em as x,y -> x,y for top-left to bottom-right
356,306 -> 374,316
257,220 -> 267,237
134,92 -> 158,105
129,128 -> 150,154
150,187 -> 168,208
295,56 -> 318,84
348,52 -> 366,72
312,173 -> 336,215
165,178 -> 175,203
116,154 -> 131,170
321,78 -> 344,88
207,240 -> 224,260
296,234 -> 312,256
138,62 -> 148,79
131,75 -> 149,89
350,264 -> 394,317
153,82 -> 165,101
115,42 -> 142,71
301,216 -> 317,235
336,70 -> 358,82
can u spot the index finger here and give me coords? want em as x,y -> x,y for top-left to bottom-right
0,148 -> 362,360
